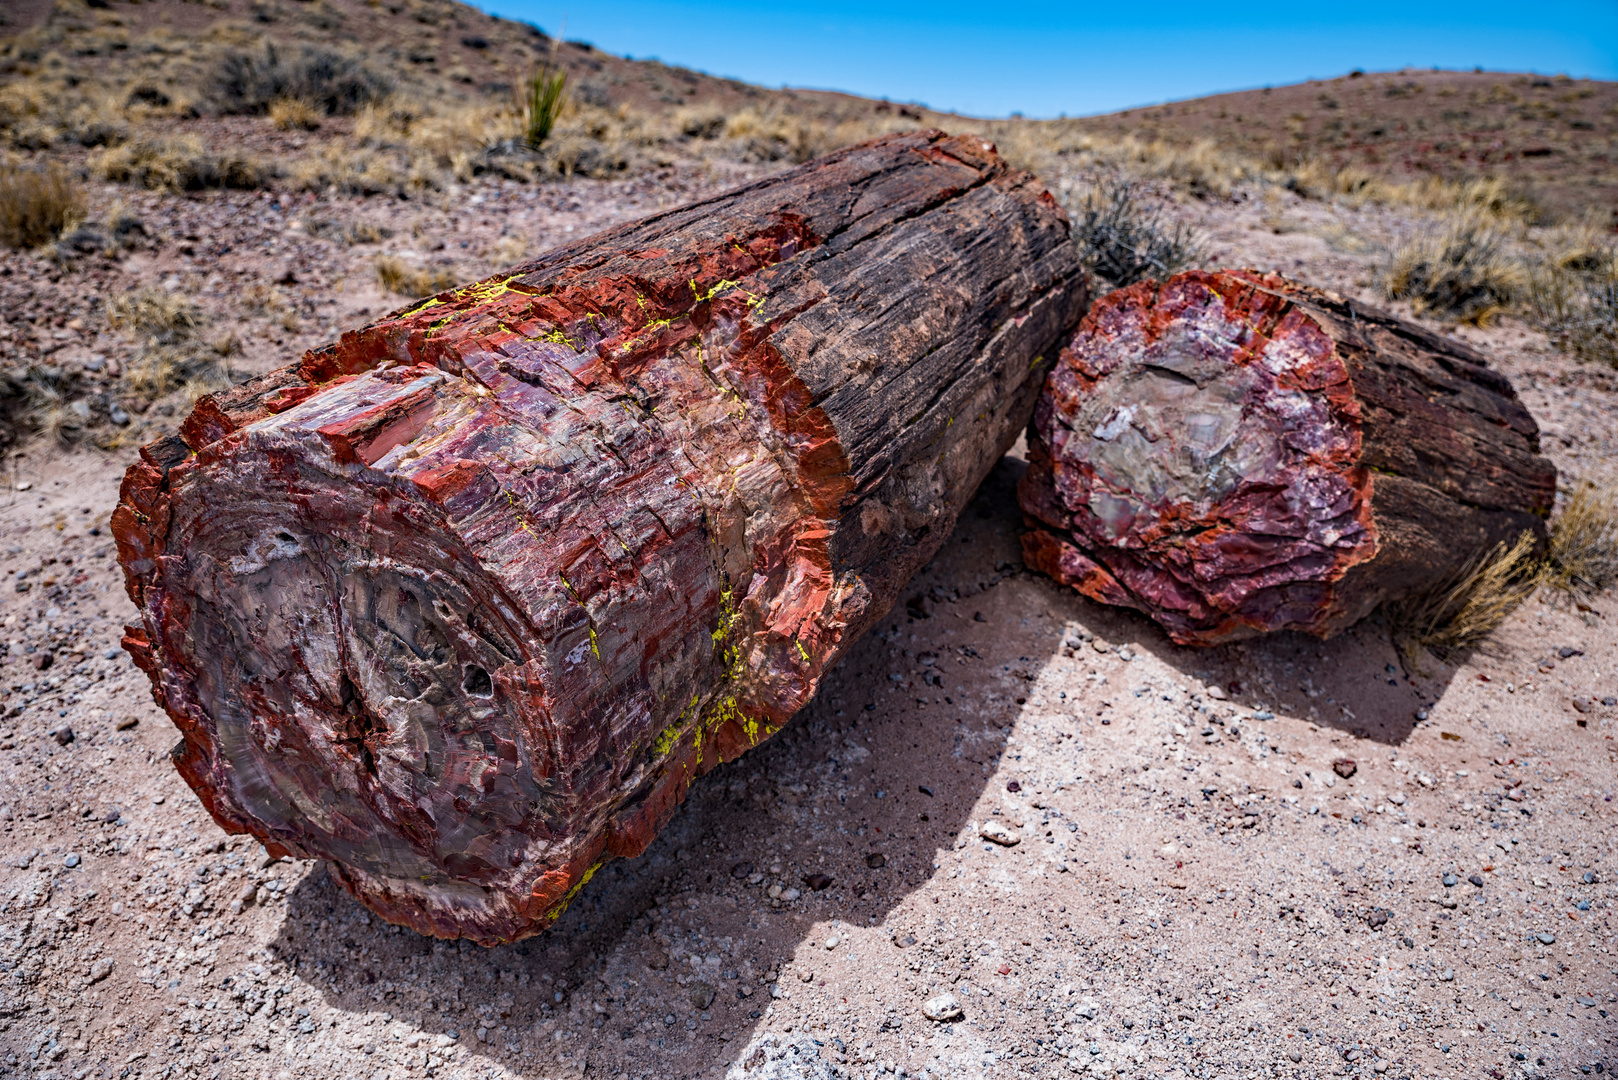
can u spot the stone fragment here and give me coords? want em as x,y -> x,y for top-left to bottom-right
921,993 -> 963,1022
980,820 -> 1020,846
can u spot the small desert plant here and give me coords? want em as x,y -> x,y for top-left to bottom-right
268,97 -> 322,131
1527,245 -> 1618,369
94,136 -> 271,192
489,234 -> 527,267
210,44 -> 391,117
1388,530 -> 1542,662
1381,217 -> 1526,325
374,255 -> 457,298
516,62 -> 568,151
1068,178 -> 1201,289
1541,485 -> 1618,604
109,287 -> 232,400
0,164 -> 84,248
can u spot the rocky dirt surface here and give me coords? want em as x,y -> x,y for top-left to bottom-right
1,168 -> 1616,1080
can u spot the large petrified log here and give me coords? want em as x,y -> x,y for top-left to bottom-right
115,131 -> 1087,944
1019,270 -> 1556,646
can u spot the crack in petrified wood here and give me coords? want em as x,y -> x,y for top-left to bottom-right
1019,270 -> 1555,647
115,131 -> 1088,944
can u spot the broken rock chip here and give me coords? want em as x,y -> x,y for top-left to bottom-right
922,992 -> 964,1022
1332,758 -> 1357,779
980,820 -> 1021,846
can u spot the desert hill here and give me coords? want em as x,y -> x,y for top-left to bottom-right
2,0 -> 1613,218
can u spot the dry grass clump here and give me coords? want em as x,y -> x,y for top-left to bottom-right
1388,531 -> 1541,661
1380,216 -> 1527,325
209,43 -> 390,117
0,164 -> 84,248
374,255 -> 457,298
93,136 -> 271,192
1541,485 -> 1618,604
268,97 -> 322,131
1391,487 -> 1618,658
1526,238 -> 1618,368
286,144 -> 402,195
1067,177 -> 1201,289
109,286 -> 233,400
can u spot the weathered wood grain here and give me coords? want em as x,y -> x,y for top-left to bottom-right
115,130 -> 1088,944
1019,269 -> 1556,646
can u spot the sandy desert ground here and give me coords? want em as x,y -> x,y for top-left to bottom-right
1,160 -> 1616,1080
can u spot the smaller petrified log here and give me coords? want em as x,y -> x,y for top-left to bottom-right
1019,270 -> 1557,646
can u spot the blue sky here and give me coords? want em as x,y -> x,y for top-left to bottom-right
483,0 -> 1616,118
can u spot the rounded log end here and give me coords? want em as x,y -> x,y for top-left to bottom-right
1020,270 -> 1383,646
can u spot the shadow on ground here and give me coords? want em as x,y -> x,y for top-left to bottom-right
268,453 -> 1470,1079
270,454 -> 1049,1080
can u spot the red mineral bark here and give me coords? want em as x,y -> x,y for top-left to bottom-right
116,131 -> 1088,943
1019,270 -> 1555,646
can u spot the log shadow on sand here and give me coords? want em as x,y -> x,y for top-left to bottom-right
269,454 -> 1050,1079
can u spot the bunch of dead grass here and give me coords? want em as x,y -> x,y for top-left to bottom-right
0,163 -> 84,249
268,97 -> 322,131
1379,216 -> 1527,325
93,136 -> 272,192
1525,236 -> 1618,368
1387,531 -> 1541,661
108,286 -> 234,401
1541,485 -> 1618,605
374,255 -> 457,299
1390,486 -> 1618,659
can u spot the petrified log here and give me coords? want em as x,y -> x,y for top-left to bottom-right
115,131 -> 1087,944
1019,270 -> 1556,646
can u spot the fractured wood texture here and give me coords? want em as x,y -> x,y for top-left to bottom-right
1019,270 -> 1556,646
115,131 -> 1088,944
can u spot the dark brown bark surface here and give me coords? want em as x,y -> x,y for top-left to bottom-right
115,131 -> 1088,944
1019,270 -> 1556,646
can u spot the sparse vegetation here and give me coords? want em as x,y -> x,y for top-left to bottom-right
1527,241 -> 1618,369
374,255 -> 457,298
1066,178 -> 1201,288
1541,484 -> 1618,604
209,44 -> 391,117
517,62 -> 568,151
1388,530 -> 1542,661
1380,216 -> 1526,325
0,164 -> 83,249
108,287 -> 234,401
93,136 -> 272,192
268,97 -> 323,131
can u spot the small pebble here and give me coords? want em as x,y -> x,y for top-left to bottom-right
63,853 -> 80,868
1536,932 -> 1556,945
1442,873 -> 1458,887
921,993 -> 963,1022
979,820 -> 1020,847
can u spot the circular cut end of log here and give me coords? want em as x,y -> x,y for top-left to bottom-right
1021,271 -> 1376,644
164,441 -> 543,934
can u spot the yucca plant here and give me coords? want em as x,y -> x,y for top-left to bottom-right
517,62 -> 567,151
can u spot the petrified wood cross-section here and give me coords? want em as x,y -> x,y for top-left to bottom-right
114,131 -> 1088,943
1019,270 -> 1555,646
